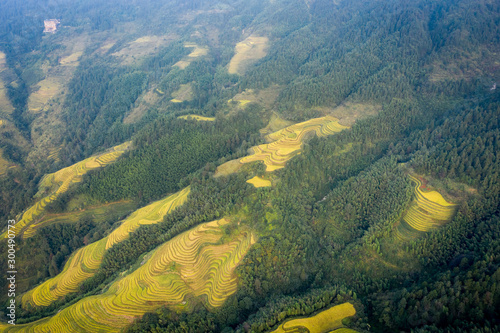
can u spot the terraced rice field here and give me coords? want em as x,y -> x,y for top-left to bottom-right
12,219 -> 255,332
240,116 -> 348,171
396,175 -> 457,240
22,187 -> 190,309
178,114 -> 215,121
228,36 -> 268,75
2,142 -> 132,240
271,302 -> 356,333
26,200 -> 136,238
246,176 -> 271,188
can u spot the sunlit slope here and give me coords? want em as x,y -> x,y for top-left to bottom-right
0,52 -> 14,114
178,114 -> 215,121
228,36 -> 268,75
240,116 -> 348,171
21,187 -> 189,309
10,219 -> 255,333
396,175 -> 457,240
270,302 -> 356,333
246,176 -> 271,188
4,142 -> 131,240
173,43 -> 208,69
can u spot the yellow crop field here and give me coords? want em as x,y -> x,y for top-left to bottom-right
178,114 -> 215,121
105,187 -> 190,249
396,175 -> 457,240
271,302 -> 356,333
12,219 -> 255,332
186,43 -> 208,58
214,159 -> 243,177
228,36 -> 268,75
246,176 -> 271,188
228,98 -> 252,108
22,187 -> 190,309
3,142 -> 132,240
173,43 -> 208,69
240,116 -> 348,171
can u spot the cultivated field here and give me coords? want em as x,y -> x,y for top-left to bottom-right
396,175 -> 457,240
259,113 -> 293,136
22,187 -> 190,309
123,87 -> 163,124
2,142 -> 132,240
246,176 -> 271,188
173,43 -> 208,69
178,114 -> 215,121
228,85 -> 282,111
25,200 -> 136,236
0,148 -> 10,176
170,83 -> 194,103
13,219 -> 255,332
271,302 -> 356,333
28,35 -> 88,113
240,116 -> 348,171
0,51 -> 14,115
228,36 -> 268,75
214,159 -> 243,178
112,35 -> 175,65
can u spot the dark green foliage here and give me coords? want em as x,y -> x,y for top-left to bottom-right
2,0 -> 500,331
78,111 -> 263,203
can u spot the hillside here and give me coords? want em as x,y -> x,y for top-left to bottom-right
0,0 -> 499,332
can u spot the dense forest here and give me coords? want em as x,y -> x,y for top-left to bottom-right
0,0 -> 499,332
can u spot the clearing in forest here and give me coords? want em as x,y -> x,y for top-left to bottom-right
259,113 -> 293,136
0,148 -> 11,176
173,43 -> 208,69
123,87 -> 163,124
246,176 -> 271,188
228,85 -> 282,111
2,142 -> 132,240
13,219 -> 255,333
178,114 -> 215,121
0,52 -> 14,114
21,187 -> 190,309
228,36 -> 268,75
271,302 -> 356,333
28,35 -> 88,113
112,35 -> 175,65
170,83 -> 194,103
396,175 -> 457,240
240,115 -> 348,171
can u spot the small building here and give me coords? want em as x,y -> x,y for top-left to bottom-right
44,19 -> 60,33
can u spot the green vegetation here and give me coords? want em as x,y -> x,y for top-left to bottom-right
0,0 -> 499,332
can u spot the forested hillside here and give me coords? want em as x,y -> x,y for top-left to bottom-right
0,0 -> 499,332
